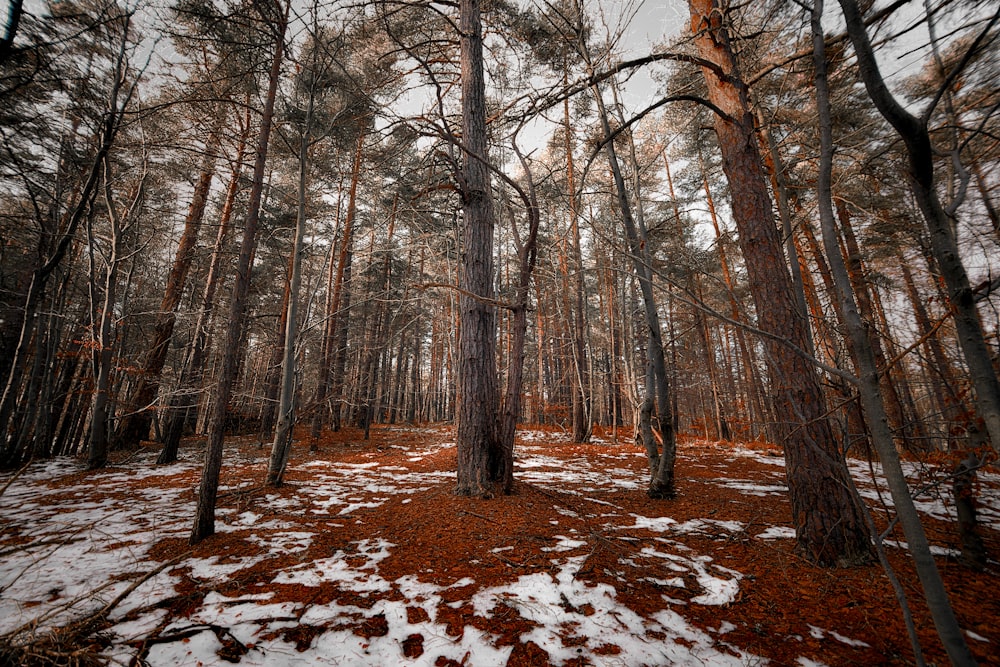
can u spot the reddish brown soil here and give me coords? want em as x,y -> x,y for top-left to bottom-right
96,424 -> 1000,664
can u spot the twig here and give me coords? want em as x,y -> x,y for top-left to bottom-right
459,509 -> 498,524
0,461 -> 32,498
0,536 -> 84,560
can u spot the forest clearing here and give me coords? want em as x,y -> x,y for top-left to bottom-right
1,424 -> 998,666
4,0 -> 1000,664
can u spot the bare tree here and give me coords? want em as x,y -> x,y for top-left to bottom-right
454,0 -> 503,497
191,0 -> 288,543
837,0 -> 1000,452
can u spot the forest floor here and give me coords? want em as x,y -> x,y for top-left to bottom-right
1,424 -> 999,666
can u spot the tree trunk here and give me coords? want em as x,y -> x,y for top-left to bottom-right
812,5 -> 973,662
455,0 -> 502,498
266,88 -> 315,486
323,130 -> 364,434
700,150 -> 770,440
899,254 -> 968,447
689,0 -> 870,566
89,146 -> 145,468
498,149 -> 541,493
953,453 -> 987,570
0,95 -> 122,463
158,110 -> 249,464
563,88 -> 590,444
590,82 -> 675,498
836,199 -> 915,450
756,107 -> 813,354
191,5 -> 286,543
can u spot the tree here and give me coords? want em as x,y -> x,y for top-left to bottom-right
590,82 -> 677,498
688,0 -> 871,566
191,0 -> 287,543
497,142 -> 541,493
811,0 -> 974,659
454,0 -> 503,497
837,0 -> 1000,452
0,0 -> 139,465
114,121 -> 220,450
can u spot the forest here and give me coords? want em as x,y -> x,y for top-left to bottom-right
1,0 -> 999,664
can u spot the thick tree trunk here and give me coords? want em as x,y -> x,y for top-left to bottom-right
757,109 -> 813,354
689,0 -> 870,566
455,0 -> 502,498
953,453 -> 987,570
191,6 -> 286,543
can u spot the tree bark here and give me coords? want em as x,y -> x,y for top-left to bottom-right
689,0 -> 870,566
116,127 -> 220,449
455,0 -> 502,498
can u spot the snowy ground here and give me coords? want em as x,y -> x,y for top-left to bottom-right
0,428 -> 996,665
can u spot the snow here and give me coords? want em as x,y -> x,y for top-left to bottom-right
808,625 -> 871,648
756,526 -> 796,540
1,429 -> 994,665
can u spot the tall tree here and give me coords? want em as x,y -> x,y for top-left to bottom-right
115,123 -> 221,449
454,0 -> 503,497
88,89 -> 148,469
811,1 -> 974,660
0,0 -> 137,464
191,0 -> 287,543
688,0 -> 871,566
158,102 -> 251,465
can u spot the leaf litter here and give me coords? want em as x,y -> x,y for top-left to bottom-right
0,424 -> 998,665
